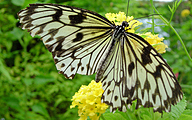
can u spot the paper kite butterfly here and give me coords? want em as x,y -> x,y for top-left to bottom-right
17,3 -> 183,113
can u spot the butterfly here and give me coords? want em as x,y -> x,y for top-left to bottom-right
18,4 -> 183,113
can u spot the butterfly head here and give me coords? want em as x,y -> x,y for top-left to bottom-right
120,21 -> 132,33
122,20 -> 139,33
122,21 -> 129,29
113,21 -> 129,38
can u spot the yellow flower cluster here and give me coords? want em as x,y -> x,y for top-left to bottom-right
181,9 -> 190,17
105,12 -> 168,53
70,80 -> 108,120
105,12 -> 143,33
140,32 -> 168,53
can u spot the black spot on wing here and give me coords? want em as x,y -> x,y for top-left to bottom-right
49,28 -> 58,36
77,62 -> 82,67
61,63 -> 65,67
36,24 -> 46,35
107,81 -> 112,86
114,96 -> 118,101
107,89 -> 111,95
103,82 -> 106,87
128,62 -> 135,76
71,67 -> 75,71
54,58 -> 59,64
53,9 -> 62,21
55,43 -> 62,51
69,12 -> 87,24
25,23 -> 33,29
123,85 -> 134,98
141,46 -> 152,65
153,65 -> 163,78
81,67 -> 84,71
73,33 -> 83,42
144,80 -> 150,90
23,16 -> 31,22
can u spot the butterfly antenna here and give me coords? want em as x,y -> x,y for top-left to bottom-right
134,14 -> 161,20
126,0 -> 130,21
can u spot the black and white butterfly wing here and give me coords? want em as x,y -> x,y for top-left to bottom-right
96,32 -> 183,113
18,4 -> 114,79
18,4 -> 183,113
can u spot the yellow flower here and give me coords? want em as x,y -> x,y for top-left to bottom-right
70,80 -> 108,120
116,12 -> 126,22
181,9 -> 190,17
139,32 -> 168,53
105,13 -> 116,22
105,12 -> 168,54
105,12 -> 143,33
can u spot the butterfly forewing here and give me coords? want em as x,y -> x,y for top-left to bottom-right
18,4 -> 182,113
18,4 -> 115,79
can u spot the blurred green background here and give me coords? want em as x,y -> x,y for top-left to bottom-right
0,0 -> 192,119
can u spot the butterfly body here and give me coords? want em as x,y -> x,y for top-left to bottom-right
96,21 -> 129,81
18,4 -> 183,113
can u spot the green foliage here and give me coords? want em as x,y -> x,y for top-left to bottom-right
101,96 -> 190,120
0,0 -> 192,119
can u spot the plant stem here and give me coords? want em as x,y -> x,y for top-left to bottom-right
151,1 -> 192,62
150,0 -> 154,34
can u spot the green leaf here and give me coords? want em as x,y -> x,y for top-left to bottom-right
11,0 -> 25,6
54,97 -> 65,107
178,114 -> 192,120
163,95 -> 186,119
101,113 -> 127,120
137,108 -> 152,120
26,111 -> 47,120
143,114 -> 152,120
2,97 -> 20,110
33,75 -> 55,85
22,78 -> 33,86
171,95 -> 186,118
32,103 -> 50,119
182,110 -> 192,116
10,27 -> 24,41
0,58 -> 12,81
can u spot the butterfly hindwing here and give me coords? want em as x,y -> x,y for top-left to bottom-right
98,32 -> 182,113
18,4 -> 115,79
